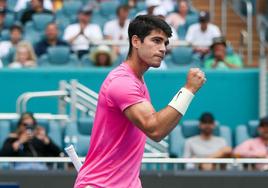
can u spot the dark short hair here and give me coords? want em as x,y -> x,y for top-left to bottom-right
259,117 -> 268,127
17,112 -> 37,127
127,15 -> 172,57
116,4 -> 129,16
199,112 -> 215,124
10,24 -> 23,33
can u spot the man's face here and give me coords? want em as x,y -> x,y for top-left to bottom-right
78,13 -> 90,24
214,44 -> 226,60
259,125 -> 268,141
199,122 -> 215,136
31,0 -> 42,10
0,13 -> 5,25
135,30 -> 168,68
118,8 -> 129,22
200,21 -> 208,31
0,0 -> 6,9
179,1 -> 188,15
10,28 -> 22,44
46,24 -> 58,41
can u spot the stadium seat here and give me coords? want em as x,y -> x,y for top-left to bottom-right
169,126 -> 185,158
0,121 -> 11,149
235,120 -> 259,146
99,1 -> 120,20
38,46 -> 79,67
64,118 -> 94,156
4,13 -> 16,29
185,13 -> 199,30
0,29 -> 10,41
169,46 -> 194,67
6,0 -> 18,12
24,13 -> 54,44
81,54 -> 95,67
56,1 -> 82,23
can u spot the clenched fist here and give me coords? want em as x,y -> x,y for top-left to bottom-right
184,68 -> 206,94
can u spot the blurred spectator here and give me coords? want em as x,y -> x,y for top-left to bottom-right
103,4 -> 130,60
0,7 -> 6,31
186,11 -> 221,59
15,0 -> 53,12
136,0 -> 167,16
183,112 -> 232,170
0,112 -> 62,170
20,0 -> 53,25
0,0 -> 12,13
166,0 -> 189,29
0,24 -> 23,58
9,41 -> 37,68
89,45 -> 115,67
63,6 -> 103,59
51,0 -> 63,12
35,22 -> 68,57
234,117 -> 268,171
204,36 -> 243,69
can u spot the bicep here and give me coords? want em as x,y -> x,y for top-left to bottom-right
124,101 -> 156,134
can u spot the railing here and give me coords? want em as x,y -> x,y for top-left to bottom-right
1,157 -> 268,169
258,15 -> 268,117
16,90 -> 69,114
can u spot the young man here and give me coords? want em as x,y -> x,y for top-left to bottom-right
74,15 -> 206,188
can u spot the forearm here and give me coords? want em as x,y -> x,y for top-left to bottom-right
144,106 -> 182,142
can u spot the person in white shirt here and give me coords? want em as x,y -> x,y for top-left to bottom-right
0,24 -> 23,59
136,0 -> 167,17
14,0 -> 52,12
63,6 -> 103,59
185,11 -> 221,59
103,4 -> 130,60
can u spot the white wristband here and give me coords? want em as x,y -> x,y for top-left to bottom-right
168,87 -> 194,115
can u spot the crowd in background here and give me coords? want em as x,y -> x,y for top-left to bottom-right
0,0 -> 243,69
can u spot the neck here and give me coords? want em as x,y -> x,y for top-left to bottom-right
119,19 -> 125,27
47,38 -> 56,45
200,133 -> 212,140
125,54 -> 149,81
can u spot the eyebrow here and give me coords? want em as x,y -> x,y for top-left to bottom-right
151,36 -> 169,46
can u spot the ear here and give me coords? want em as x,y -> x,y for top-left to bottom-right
131,35 -> 141,49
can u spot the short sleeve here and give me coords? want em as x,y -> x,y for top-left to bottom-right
107,76 -> 148,112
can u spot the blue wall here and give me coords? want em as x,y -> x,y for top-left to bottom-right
0,68 -> 259,129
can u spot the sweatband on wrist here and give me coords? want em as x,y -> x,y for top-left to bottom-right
168,87 -> 194,115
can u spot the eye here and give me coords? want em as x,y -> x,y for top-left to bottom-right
152,38 -> 161,44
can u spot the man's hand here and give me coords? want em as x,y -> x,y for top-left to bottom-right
184,68 -> 206,94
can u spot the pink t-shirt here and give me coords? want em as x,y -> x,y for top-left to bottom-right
74,63 -> 150,188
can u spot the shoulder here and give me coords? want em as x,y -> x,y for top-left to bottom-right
65,24 -> 79,30
186,135 -> 200,143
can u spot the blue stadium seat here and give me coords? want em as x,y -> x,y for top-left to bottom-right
56,1 -> 82,23
0,29 -> 10,41
6,0 -> 18,12
169,126 -> 185,158
64,118 -> 94,156
24,13 -> 54,44
4,13 -> 16,29
185,13 -> 199,30
169,46 -> 194,67
0,121 -> 11,149
39,46 -> 79,67
99,1 -> 120,20
235,120 -> 259,146
81,54 -> 95,67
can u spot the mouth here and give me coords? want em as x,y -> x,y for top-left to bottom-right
155,55 -> 164,60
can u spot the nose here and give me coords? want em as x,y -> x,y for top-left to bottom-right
159,43 -> 166,54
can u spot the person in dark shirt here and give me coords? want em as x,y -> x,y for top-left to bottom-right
35,22 -> 68,57
20,0 -> 52,25
0,112 -> 61,157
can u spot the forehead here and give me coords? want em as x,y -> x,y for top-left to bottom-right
146,30 -> 169,40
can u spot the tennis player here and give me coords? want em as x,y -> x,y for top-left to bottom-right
74,15 -> 206,188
